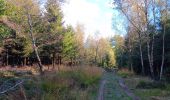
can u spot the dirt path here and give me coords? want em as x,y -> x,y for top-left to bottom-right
98,71 -> 140,100
119,78 -> 140,100
97,79 -> 106,100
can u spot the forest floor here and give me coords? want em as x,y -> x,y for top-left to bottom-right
97,70 -> 137,100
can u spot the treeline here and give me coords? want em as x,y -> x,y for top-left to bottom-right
0,0 -> 115,72
112,0 -> 170,80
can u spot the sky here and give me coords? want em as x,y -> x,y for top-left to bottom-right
61,0 -> 118,39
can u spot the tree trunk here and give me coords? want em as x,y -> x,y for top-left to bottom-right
147,41 -> 154,78
160,0 -> 167,80
160,23 -> 165,80
139,33 -> 145,75
145,0 -> 154,78
6,49 -> 8,66
120,53 -> 123,68
52,53 -> 55,69
129,47 -> 133,72
95,45 -> 98,64
151,35 -> 154,70
27,13 -> 43,74
148,34 -> 155,78
150,0 -> 155,78
24,57 -> 26,66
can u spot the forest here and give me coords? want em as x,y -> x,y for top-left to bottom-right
0,0 -> 115,71
113,0 -> 170,80
0,0 -> 170,100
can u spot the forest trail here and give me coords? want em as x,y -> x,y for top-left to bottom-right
98,71 -> 140,100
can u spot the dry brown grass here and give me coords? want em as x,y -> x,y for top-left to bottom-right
40,65 -> 103,100
0,65 -> 103,100
0,66 -> 38,75
118,68 -> 133,73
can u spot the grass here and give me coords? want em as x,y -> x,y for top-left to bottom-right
0,65 -> 103,100
134,89 -> 170,100
121,75 -> 170,100
117,69 -> 134,78
40,66 -> 103,100
0,71 -> 15,77
136,81 -> 166,89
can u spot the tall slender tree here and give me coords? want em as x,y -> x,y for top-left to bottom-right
160,0 -> 168,80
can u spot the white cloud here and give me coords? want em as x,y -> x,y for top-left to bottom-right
62,0 -> 115,39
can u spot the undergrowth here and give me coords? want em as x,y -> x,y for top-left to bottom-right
0,66 -> 103,100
